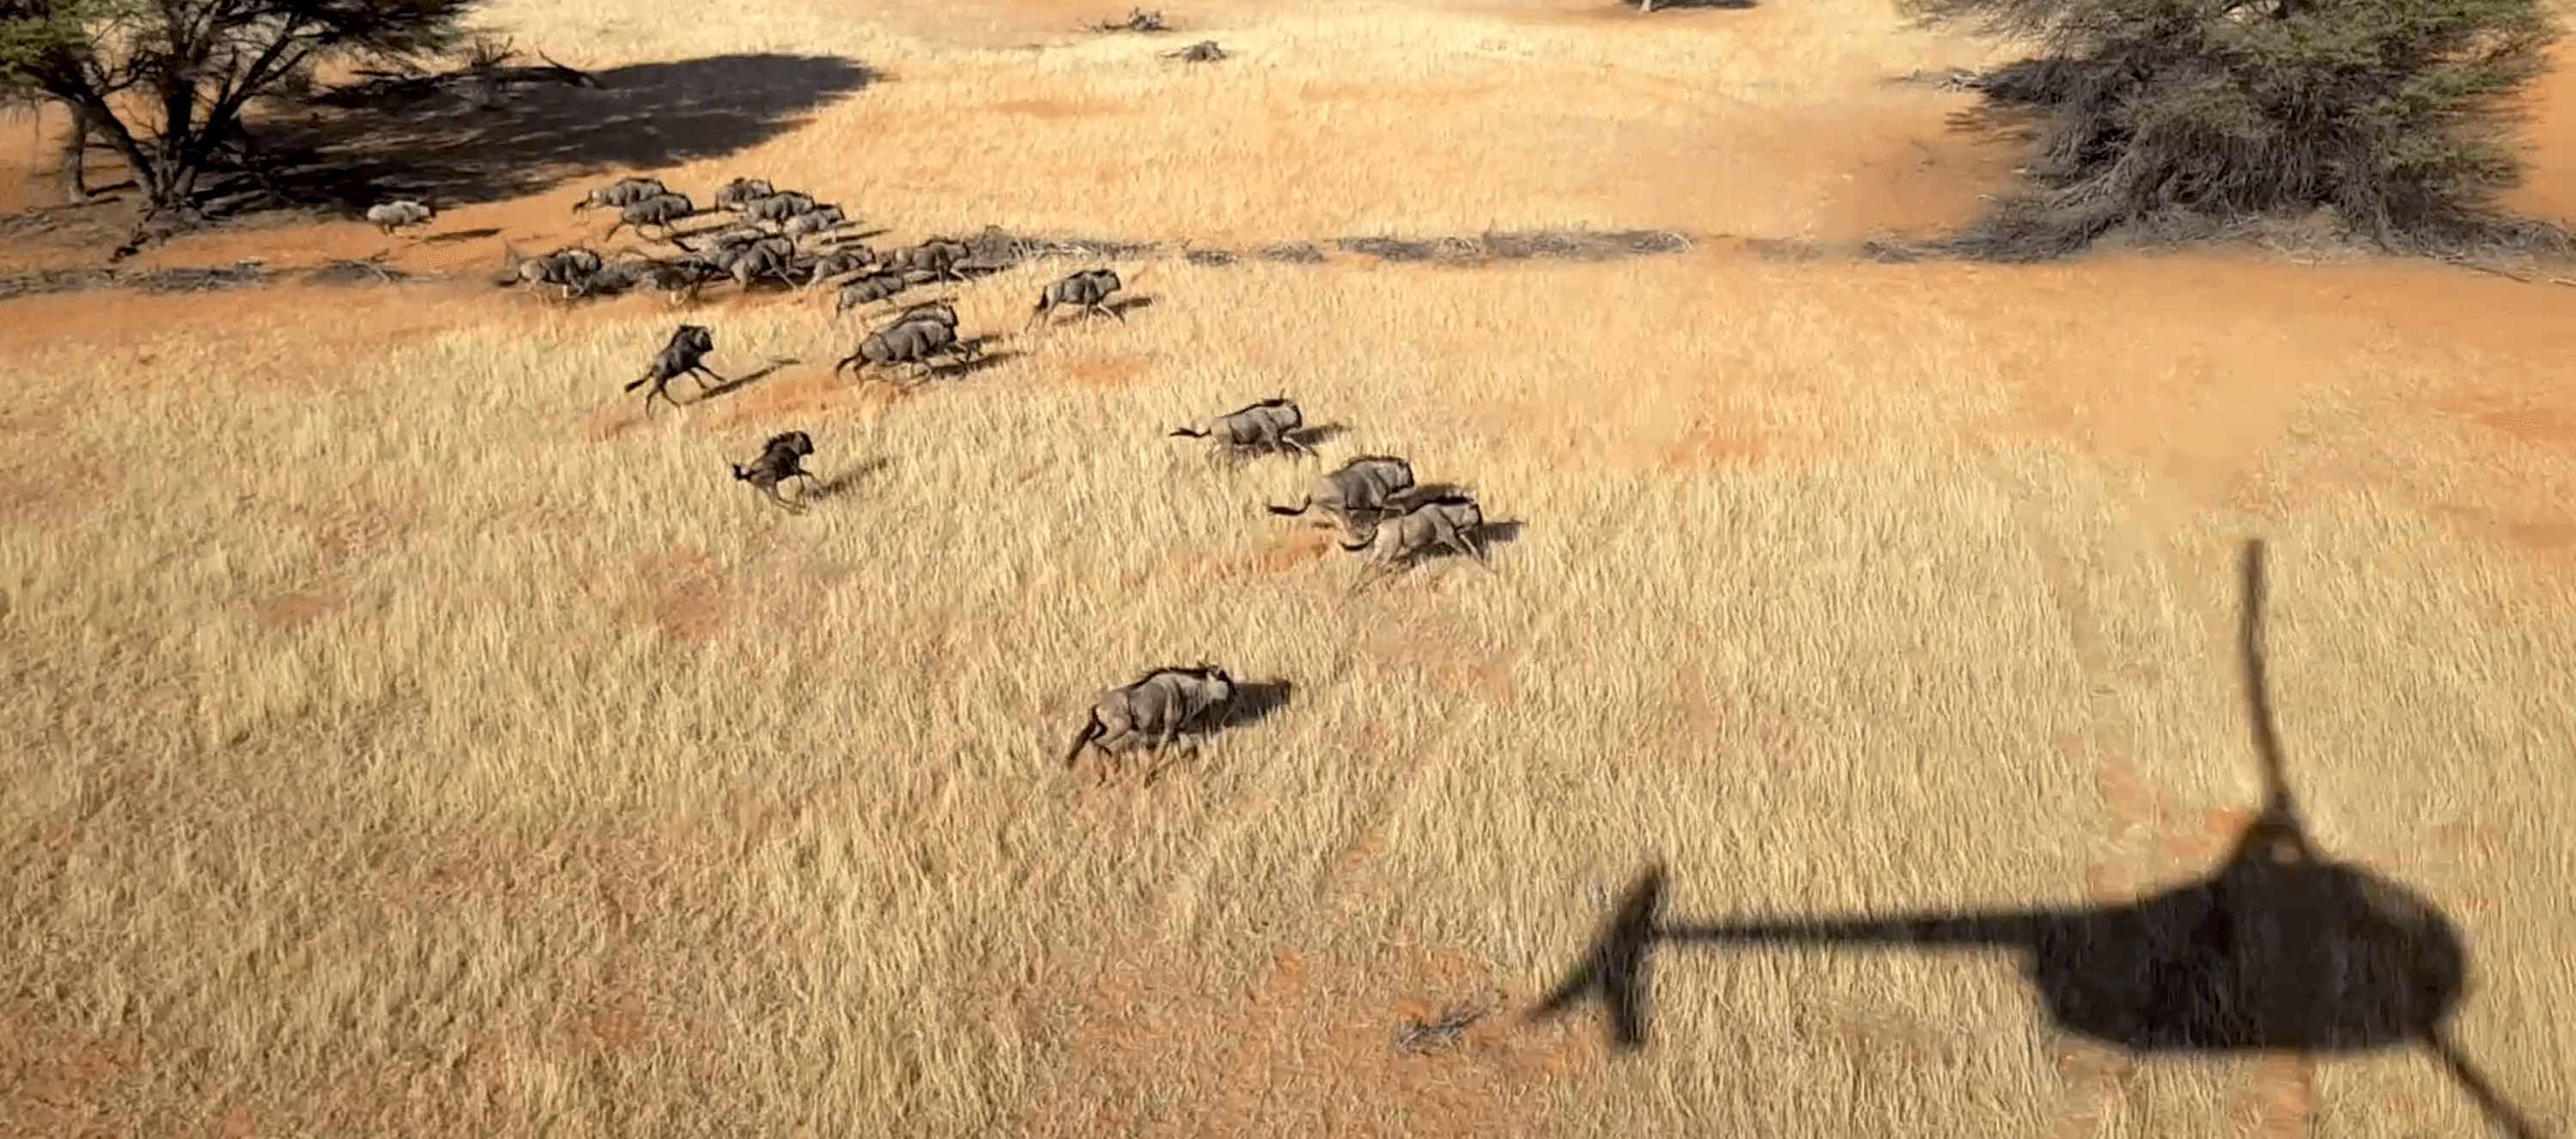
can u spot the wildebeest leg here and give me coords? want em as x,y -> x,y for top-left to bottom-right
1093,300 -> 1126,324
1446,531 -> 1495,571
690,364 -> 730,391
1282,434 -> 1320,462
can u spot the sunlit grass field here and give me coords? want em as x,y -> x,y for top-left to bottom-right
3,0 -> 2572,1135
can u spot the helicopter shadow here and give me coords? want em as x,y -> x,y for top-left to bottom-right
1529,539 -> 2544,1139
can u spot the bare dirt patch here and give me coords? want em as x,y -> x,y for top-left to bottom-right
1030,943 -> 1601,1139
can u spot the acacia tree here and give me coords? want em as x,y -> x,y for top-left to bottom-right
0,0 -> 477,215
1906,0 -> 2567,258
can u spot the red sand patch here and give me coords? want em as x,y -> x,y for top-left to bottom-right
1061,351 -> 1152,391
1162,527 -> 1338,583
1024,943 -> 1601,1139
626,546 -> 731,644
252,590 -> 338,633
2233,1056 -> 2320,1139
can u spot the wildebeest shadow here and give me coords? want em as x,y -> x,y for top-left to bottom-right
931,347 -> 1024,382
1291,422 -> 1351,450
1401,482 -> 1476,505
1209,679 -> 1294,732
422,227 -> 502,244
1108,294 -> 1155,317
808,457 -> 892,502
696,359 -> 797,402
261,54 -> 877,210
1528,539 -> 2546,1139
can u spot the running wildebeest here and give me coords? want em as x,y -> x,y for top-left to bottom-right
622,324 -> 727,415
741,191 -> 819,227
1340,494 -> 1493,593
731,430 -> 817,512
833,271 -> 919,315
1025,268 -> 1126,330
1061,663 -> 1239,776
799,247 -> 878,289
572,176 -> 667,214
505,243 -> 605,300
884,239 -> 974,283
833,318 -> 977,384
605,191 -> 696,239
712,240 -> 801,291
714,177 -> 776,211
1170,397 -> 1315,461
365,199 -> 434,236
1267,454 -> 1417,532
782,205 -> 850,241
877,299 -> 958,332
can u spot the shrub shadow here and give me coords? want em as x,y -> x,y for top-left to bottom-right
264,54 -> 878,210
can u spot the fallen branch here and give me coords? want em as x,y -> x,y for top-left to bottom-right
313,44 -> 599,107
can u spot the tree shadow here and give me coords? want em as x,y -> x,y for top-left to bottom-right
260,54 -> 878,210
1528,539 -> 2544,1139
807,457 -> 892,502
1108,294 -> 1155,317
696,359 -> 798,402
422,227 -> 502,244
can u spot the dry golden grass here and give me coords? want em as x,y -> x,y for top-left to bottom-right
4,0 -> 2575,1136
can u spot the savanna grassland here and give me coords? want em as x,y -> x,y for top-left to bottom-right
3,0 -> 2573,1135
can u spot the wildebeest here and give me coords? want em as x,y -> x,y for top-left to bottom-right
713,177 -> 776,210
833,318 -> 977,384
505,243 -> 605,300
741,191 -> 818,227
878,299 -> 958,332
781,205 -> 850,240
622,324 -> 727,415
683,225 -> 772,255
832,270 -> 920,316
1340,494 -> 1493,592
1267,454 -> 1417,531
731,430 -> 817,512
799,247 -> 878,289
605,191 -> 696,239
1061,663 -> 1238,774
573,176 -> 668,214
884,239 -> 974,283
1170,397 -> 1315,460
712,240 -> 801,291
1026,268 -> 1126,329
365,199 -> 434,236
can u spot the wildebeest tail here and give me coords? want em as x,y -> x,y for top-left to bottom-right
1062,712 -> 1107,768
623,373 -> 653,392
1266,495 -> 1311,517
730,462 -> 750,481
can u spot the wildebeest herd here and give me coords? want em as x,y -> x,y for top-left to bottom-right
489,170 -> 1508,779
